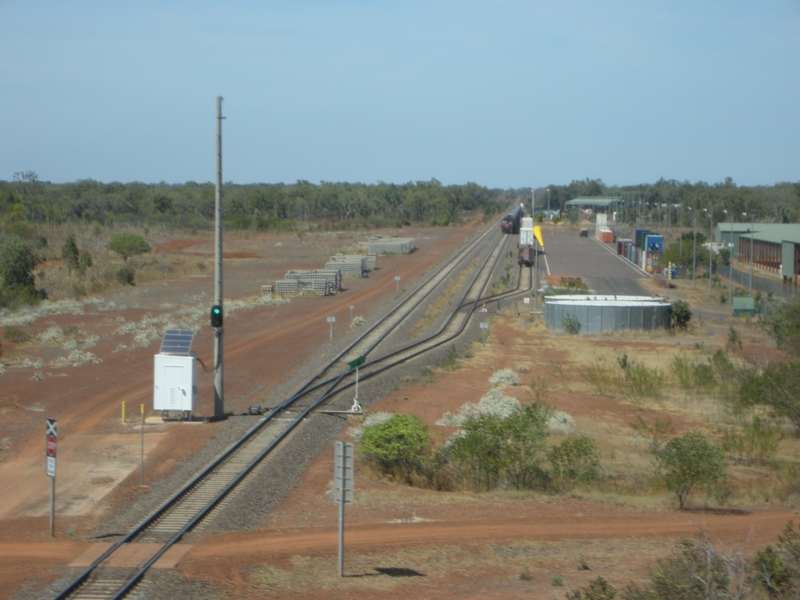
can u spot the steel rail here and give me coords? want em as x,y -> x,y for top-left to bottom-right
54,221 -> 504,599
263,230 -> 519,408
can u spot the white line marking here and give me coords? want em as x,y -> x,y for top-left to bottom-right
589,236 -> 652,278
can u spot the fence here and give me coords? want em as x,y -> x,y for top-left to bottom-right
716,263 -> 797,300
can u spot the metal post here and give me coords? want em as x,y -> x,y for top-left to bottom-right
349,305 -> 354,325
729,218 -> 733,306
338,487 -> 345,577
693,209 -> 697,285
213,96 -> 225,420
679,204 -> 683,258
140,403 -> 145,486
750,213 -> 754,298
531,188 -> 534,217
709,212 -> 713,294
667,204 -> 670,247
547,188 -> 550,221
534,241 -> 539,309
50,478 -> 55,537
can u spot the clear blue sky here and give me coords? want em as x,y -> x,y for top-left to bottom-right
1,1 -> 798,188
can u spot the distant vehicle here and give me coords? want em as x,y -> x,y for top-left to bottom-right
501,205 -> 524,234
579,229 -> 589,237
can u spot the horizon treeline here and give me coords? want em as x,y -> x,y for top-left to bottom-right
1,173 -> 799,236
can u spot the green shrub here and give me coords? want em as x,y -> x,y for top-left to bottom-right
566,577 -> 617,600
563,314 -> 581,335
583,358 -> 619,397
546,435 -> 600,492
622,362 -> 665,401
77,251 -> 93,276
625,537 -> 737,599
671,300 -> 692,330
61,234 -> 79,273
760,296 -> 800,354
670,354 -> 717,394
439,344 -> 458,371
108,232 -> 152,261
116,265 -> 136,285
358,414 -> 430,484
658,430 -> 726,510
450,404 -> 552,491
721,415 -> 782,465
753,521 -> 800,598
3,325 -> 32,343
739,361 -> 800,431
0,236 -> 36,290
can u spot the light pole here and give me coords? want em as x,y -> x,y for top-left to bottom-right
709,210 -> 714,294
749,213 -> 755,297
679,204 -> 683,259
691,208 -> 697,285
723,210 -> 731,305
546,188 -> 551,222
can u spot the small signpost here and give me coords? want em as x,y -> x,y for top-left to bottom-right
334,441 -> 354,577
394,275 -> 401,292
480,321 -> 488,344
347,356 -> 366,411
45,418 -> 57,537
327,316 -> 336,341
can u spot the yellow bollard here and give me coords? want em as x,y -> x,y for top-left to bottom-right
121,401 -> 126,424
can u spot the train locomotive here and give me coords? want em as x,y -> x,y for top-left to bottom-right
500,204 -> 524,234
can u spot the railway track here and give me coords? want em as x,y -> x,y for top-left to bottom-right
53,221 -> 533,600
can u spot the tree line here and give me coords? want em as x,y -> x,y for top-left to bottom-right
0,172 -> 509,232
542,176 -> 800,227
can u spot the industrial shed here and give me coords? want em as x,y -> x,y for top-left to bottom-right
715,223 -> 800,288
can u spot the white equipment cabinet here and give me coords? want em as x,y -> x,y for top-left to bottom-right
153,354 -> 197,419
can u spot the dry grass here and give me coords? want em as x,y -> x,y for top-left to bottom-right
250,538 -> 668,595
450,304 -> 800,511
409,258 -> 478,338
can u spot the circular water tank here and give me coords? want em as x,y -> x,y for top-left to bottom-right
544,296 -> 672,334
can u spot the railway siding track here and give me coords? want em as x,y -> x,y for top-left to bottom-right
54,220 -> 516,600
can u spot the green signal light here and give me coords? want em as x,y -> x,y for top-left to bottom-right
210,305 -> 223,327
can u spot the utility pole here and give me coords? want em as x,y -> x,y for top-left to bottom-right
547,188 -> 551,221
531,188 -> 534,218
709,210 -> 714,294
214,97 -> 225,420
750,213 -> 755,298
692,208 -> 697,285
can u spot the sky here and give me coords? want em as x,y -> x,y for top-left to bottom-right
1,1 -> 798,189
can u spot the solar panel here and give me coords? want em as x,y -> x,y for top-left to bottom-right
159,329 -> 194,355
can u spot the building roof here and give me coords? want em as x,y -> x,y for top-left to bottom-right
716,222 -> 800,245
564,197 -> 623,208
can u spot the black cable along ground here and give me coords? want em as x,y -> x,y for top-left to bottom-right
53,218 -> 527,600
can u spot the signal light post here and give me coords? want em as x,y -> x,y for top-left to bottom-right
213,97 -> 225,420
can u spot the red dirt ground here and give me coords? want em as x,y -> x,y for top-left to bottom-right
0,224 -> 481,597
1,224 -> 796,599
